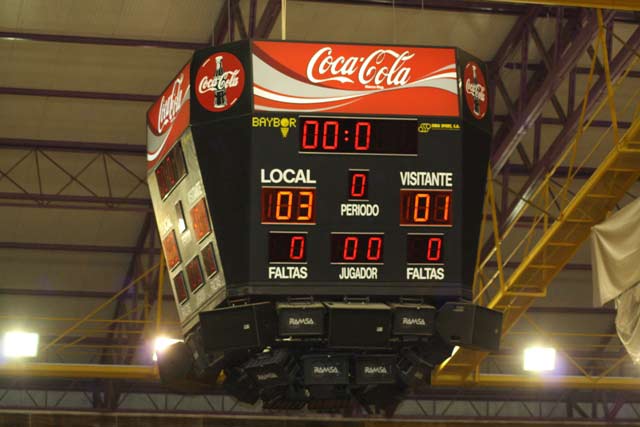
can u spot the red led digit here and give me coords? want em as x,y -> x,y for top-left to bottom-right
433,194 -> 451,222
275,191 -> 293,220
322,120 -> 339,150
426,237 -> 442,261
302,120 -> 319,149
343,236 -> 358,261
297,191 -> 314,220
289,236 -> 305,260
354,121 -> 371,151
350,173 -> 367,198
413,193 -> 430,223
366,236 -> 382,261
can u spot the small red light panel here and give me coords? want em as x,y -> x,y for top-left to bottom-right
186,257 -> 204,291
155,142 -> 187,199
173,272 -> 188,303
330,233 -> 384,264
268,232 -> 307,263
348,170 -> 369,200
299,117 -> 417,155
400,189 -> 453,226
190,198 -> 212,241
407,234 -> 444,264
261,187 -> 316,224
201,243 -> 218,277
162,231 -> 181,270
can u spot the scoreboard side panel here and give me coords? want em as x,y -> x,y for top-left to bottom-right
191,116 -> 253,291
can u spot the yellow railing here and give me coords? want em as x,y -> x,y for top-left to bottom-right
434,11 -> 640,385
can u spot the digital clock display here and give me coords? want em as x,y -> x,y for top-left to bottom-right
330,233 -> 384,264
299,117 -> 417,155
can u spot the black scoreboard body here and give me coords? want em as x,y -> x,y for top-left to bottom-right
192,112 -> 487,300
186,41 -> 490,303
148,40 -> 498,405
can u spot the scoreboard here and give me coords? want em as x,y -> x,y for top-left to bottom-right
147,40 -> 492,334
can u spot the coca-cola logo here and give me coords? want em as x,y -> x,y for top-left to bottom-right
306,47 -> 414,89
195,52 -> 245,112
157,73 -> 185,134
463,61 -> 488,120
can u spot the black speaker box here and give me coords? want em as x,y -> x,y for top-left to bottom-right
243,349 -> 298,388
302,354 -> 350,385
354,355 -> 397,385
199,302 -> 277,352
277,302 -> 325,336
390,304 -> 436,336
327,303 -> 391,349
435,302 -> 502,352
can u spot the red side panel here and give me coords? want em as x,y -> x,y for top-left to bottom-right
147,62 -> 191,170
252,41 -> 459,116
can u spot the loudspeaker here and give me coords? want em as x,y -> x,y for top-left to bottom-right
185,328 -> 225,381
435,302 -> 502,352
199,302 -> 277,352
302,354 -> 350,385
327,303 -> 391,349
396,348 -> 432,387
224,367 -> 260,404
277,302 -> 325,336
390,304 -> 436,336
354,355 -> 397,385
157,342 -> 209,393
243,349 -> 298,388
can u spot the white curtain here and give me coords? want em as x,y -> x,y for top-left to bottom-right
591,197 -> 640,307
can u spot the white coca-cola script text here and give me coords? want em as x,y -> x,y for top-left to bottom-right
198,70 -> 241,94
157,74 -> 185,134
306,47 -> 414,87
465,79 -> 486,103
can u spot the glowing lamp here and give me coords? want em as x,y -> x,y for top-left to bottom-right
3,331 -> 39,358
523,346 -> 556,372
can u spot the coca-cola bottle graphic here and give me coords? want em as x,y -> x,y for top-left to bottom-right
214,56 -> 228,109
472,65 -> 480,116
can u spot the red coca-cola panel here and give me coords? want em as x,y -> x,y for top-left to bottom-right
252,41 -> 459,116
147,62 -> 191,170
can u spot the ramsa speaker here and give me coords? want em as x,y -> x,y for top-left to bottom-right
199,302 -> 277,352
277,302 -> 325,336
302,354 -> 350,385
435,302 -> 502,352
327,303 -> 391,349
390,304 -> 436,336
355,355 -> 397,385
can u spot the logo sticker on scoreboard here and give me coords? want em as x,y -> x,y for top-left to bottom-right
146,62 -> 191,169
195,52 -> 245,112
463,61 -> 487,120
252,41 -> 459,116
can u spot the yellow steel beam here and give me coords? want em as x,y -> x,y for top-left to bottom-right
481,0 -> 640,10
0,363 -> 158,380
434,373 -> 640,390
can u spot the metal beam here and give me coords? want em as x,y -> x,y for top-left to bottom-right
481,0 -> 640,11
0,192 -> 150,207
0,87 -> 155,103
502,25 -> 640,229
0,363 -> 158,380
491,10 -> 610,174
0,31 -> 206,50
0,138 -> 145,156
0,287 -> 173,301
0,242 -> 160,254
434,374 -> 640,390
